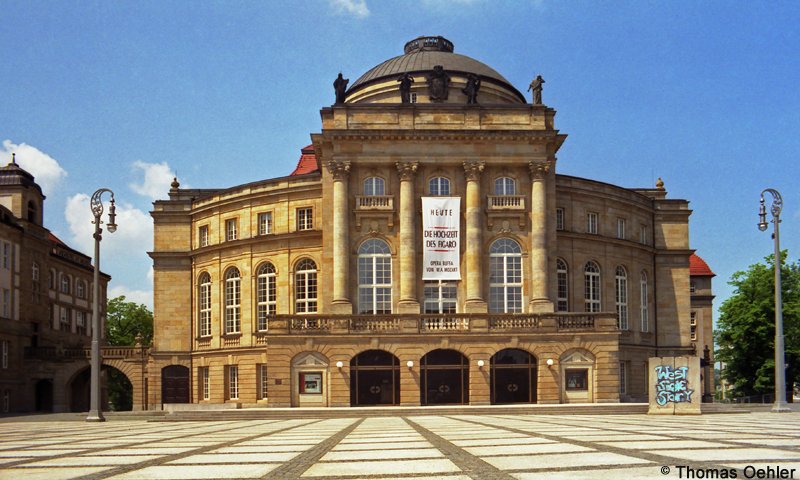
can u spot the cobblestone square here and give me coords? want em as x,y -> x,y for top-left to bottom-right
0,412 -> 798,479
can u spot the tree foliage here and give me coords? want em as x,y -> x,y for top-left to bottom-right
106,296 -> 153,346
715,252 -> 800,400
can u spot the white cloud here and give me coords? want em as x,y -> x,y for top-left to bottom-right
109,285 -> 153,310
64,193 -> 154,307
330,0 -> 369,18
129,161 -> 178,201
1,140 -> 68,195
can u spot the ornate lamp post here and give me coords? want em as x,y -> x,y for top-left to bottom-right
86,189 -> 117,422
757,188 -> 790,413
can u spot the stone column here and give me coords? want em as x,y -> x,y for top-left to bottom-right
397,162 -> 420,313
463,161 -> 487,313
327,160 -> 352,314
529,162 -> 553,312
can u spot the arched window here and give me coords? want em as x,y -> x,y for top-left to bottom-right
429,177 -> 451,196
358,239 -> 392,314
256,263 -> 276,331
556,258 -> 569,312
640,271 -> 649,332
198,273 -> 211,337
295,259 -> 317,313
615,266 -> 628,329
489,238 -> 523,313
224,268 -> 240,334
60,274 -> 71,294
584,261 -> 601,312
494,177 -> 516,195
363,177 -> 385,196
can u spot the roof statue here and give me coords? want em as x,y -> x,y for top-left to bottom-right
398,73 -> 415,104
426,65 -> 450,102
462,73 -> 481,104
528,75 -> 545,105
333,73 -> 349,104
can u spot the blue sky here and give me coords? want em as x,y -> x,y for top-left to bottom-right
1,1 -> 798,323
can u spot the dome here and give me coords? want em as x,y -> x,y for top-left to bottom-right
345,36 -> 526,105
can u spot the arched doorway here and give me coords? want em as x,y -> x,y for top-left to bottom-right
350,350 -> 399,406
35,379 -> 53,412
69,367 -> 91,412
161,365 -> 190,404
420,349 -> 469,405
491,348 -> 537,404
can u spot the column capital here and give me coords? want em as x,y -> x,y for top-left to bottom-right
326,160 -> 351,180
528,161 -> 551,181
462,161 -> 485,182
396,161 -> 419,181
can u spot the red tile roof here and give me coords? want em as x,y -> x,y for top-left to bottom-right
690,253 -> 715,277
290,144 -> 319,176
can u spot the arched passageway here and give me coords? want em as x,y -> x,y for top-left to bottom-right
490,348 -> 537,404
420,349 -> 469,405
350,350 -> 399,406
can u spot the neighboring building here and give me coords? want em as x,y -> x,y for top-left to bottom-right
690,252 -> 715,399
0,155 -> 110,412
149,36 -> 711,408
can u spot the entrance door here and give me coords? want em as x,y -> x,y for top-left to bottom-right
491,348 -> 537,404
35,379 -> 53,412
161,365 -> 190,404
421,349 -> 469,405
350,350 -> 399,406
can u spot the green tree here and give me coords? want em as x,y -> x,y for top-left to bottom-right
106,295 -> 153,346
105,296 -> 152,411
715,252 -> 800,401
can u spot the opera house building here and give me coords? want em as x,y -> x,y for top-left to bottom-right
148,36 -> 712,408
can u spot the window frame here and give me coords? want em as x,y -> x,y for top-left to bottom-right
228,365 -> 239,400
640,271 -> 649,332
198,273 -> 212,337
617,218 -> 626,240
493,177 -> 516,195
294,259 -> 318,314
297,207 -> 313,231
225,218 -> 238,242
258,212 -> 273,236
615,266 -> 628,330
256,263 -> 277,331
690,311 -> 697,341
584,261 -> 601,313
423,280 -> 457,314
199,225 -> 209,247
488,238 -> 523,313
556,258 -> 569,312
357,239 -> 392,315
224,268 -> 241,334
428,177 -> 451,196
587,212 -> 598,235
363,177 -> 386,196
556,208 -> 565,231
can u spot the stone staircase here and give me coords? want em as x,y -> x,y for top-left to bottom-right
154,403 -> 650,421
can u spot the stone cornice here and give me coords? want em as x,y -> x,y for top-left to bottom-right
320,129 -> 566,145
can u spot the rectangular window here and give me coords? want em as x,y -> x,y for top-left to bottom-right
2,289 -> 8,318
298,371 -> 322,394
258,212 -> 273,236
199,225 -> 209,247
2,242 -> 9,269
587,212 -> 598,234
690,281 -> 696,294
619,362 -> 627,394
556,208 -> 565,231
617,218 -> 626,240
1,341 -> 8,369
259,364 -> 268,400
76,311 -> 86,336
423,281 -> 457,314
199,281 -> 212,337
228,365 -> 239,400
297,208 -> 313,231
201,367 -> 210,401
640,274 -> 649,333
640,225 -> 648,244
690,311 -> 697,341
60,307 -> 71,331
565,369 -> 588,391
225,219 -> 238,241
410,92 -> 417,103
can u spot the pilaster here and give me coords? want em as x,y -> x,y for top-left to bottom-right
463,161 -> 487,313
327,160 -> 352,314
529,161 -> 553,313
396,162 -> 420,313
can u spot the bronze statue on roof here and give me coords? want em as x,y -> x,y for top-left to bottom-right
398,73 -> 415,103
426,65 -> 450,102
528,75 -> 545,105
334,73 -> 349,104
462,74 -> 481,104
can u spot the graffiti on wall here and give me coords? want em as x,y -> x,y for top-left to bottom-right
654,365 -> 694,406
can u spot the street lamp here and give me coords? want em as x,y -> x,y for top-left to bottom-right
86,189 -> 117,422
757,188 -> 790,413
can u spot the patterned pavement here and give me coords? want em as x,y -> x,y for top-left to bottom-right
0,412 -> 798,479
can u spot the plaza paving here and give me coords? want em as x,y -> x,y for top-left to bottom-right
0,411 -> 798,479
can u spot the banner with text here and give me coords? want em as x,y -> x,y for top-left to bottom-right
422,196 -> 461,280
